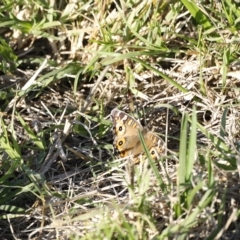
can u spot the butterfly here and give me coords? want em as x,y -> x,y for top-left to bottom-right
111,108 -> 164,160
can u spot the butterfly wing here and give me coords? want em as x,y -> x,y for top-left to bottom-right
111,108 -> 164,160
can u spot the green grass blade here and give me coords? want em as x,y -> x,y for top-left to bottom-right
186,107 -> 197,181
17,113 -> 45,150
132,57 -> 188,93
181,0 -> 213,30
178,112 -> 188,189
138,130 -> 167,194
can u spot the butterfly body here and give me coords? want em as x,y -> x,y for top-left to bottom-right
111,109 -> 164,160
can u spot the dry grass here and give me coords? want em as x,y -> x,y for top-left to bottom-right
0,0 -> 240,239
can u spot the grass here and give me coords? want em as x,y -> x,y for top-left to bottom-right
0,0 -> 240,239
